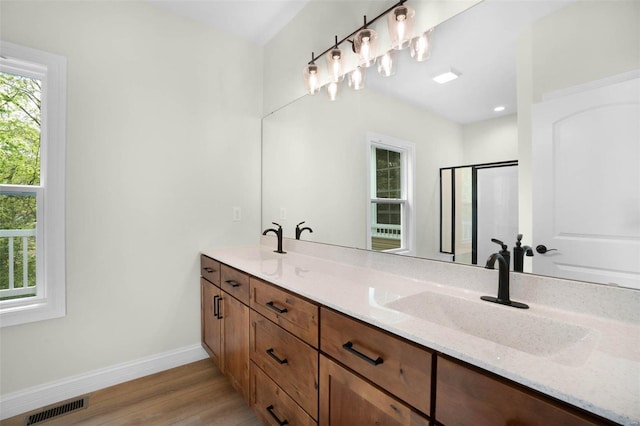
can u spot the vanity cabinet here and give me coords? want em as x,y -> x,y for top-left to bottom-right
435,356 -> 611,426
200,255 -> 250,403
201,253 -> 619,425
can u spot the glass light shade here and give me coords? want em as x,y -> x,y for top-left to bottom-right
410,30 -> 432,62
353,28 -> 378,68
348,67 -> 366,90
326,47 -> 345,83
388,5 -> 415,50
303,62 -> 321,95
326,81 -> 340,101
377,50 -> 395,77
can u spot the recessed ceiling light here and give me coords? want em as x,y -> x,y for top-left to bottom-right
433,69 -> 460,84
494,106 -> 506,112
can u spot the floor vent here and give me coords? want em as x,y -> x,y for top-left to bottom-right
24,396 -> 89,425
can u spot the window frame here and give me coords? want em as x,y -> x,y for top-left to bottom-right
0,41 -> 67,327
366,132 -> 415,255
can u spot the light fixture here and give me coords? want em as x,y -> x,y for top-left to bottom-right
377,50 -> 395,77
327,81 -> 340,101
494,106 -> 506,112
353,17 -> 378,68
327,36 -> 345,83
433,69 -> 460,84
388,4 -> 415,50
302,1 -> 428,99
348,67 -> 366,90
410,29 -> 432,62
303,52 -> 321,95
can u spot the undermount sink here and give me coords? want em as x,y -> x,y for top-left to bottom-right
385,291 -> 594,359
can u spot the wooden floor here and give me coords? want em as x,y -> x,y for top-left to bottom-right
1,359 -> 262,426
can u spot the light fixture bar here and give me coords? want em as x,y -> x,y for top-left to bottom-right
307,0 -> 408,65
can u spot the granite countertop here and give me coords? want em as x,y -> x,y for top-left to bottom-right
202,244 -> 640,425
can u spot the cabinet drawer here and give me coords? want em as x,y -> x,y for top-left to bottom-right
250,311 -> 319,419
251,362 -> 317,426
221,264 -> 250,305
250,277 -> 319,348
436,356 -> 607,426
200,255 -> 220,286
320,308 -> 432,415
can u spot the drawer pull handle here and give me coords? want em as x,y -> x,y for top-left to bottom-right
342,341 -> 384,366
266,348 -> 288,365
266,301 -> 288,314
216,296 -> 223,319
225,280 -> 240,288
266,405 -> 288,425
203,267 -> 215,273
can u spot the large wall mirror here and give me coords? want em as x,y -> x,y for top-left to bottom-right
262,0 -> 640,290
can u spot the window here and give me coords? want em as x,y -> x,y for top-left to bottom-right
1,42 -> 66,327
366,132 -> 415,254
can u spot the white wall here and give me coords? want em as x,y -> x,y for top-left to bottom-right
462,114 -> 518,165
0,0 -> 262,397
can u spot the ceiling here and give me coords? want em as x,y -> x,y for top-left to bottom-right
149,0 -> 311,46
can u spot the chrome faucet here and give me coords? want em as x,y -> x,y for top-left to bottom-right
481,238 -> 529,309
295,221 -> 313,240
513,233 -> 534,273
262,222 -> 286,254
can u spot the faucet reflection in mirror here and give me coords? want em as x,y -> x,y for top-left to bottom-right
302,0 -> 430,98
295,221 -> 313,240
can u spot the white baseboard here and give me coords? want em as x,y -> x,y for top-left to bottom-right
0,343 -> 208,420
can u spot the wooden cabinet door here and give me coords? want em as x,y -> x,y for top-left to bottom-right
319,355 -> 429,426
436,356 -> 609,426
221,291 -> 250,404
201,278 -> 222,367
